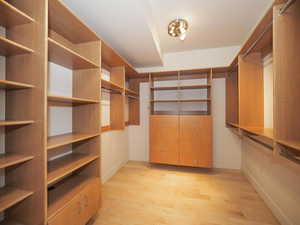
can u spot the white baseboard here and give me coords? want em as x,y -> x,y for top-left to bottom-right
243,168 -> 293,225
102,159 -> 128,184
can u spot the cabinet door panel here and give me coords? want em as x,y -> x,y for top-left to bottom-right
150,115 -> 179,165
179,115 -> 212,168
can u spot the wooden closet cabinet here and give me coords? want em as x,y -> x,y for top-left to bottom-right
150,115 -> 212,168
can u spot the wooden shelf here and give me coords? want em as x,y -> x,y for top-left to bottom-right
240,126 -> 274,140
48,95 -> 99,106
101,79 -> 123,93
151,84 -> 211,90
48,38 -> 99,69
0,186 -> 33,212
0,220 -> 24,225
151,99 -> 211,103
276,140 -> 300,152
47,133 -> 100,150
0,153 -> 34,169
48,175 -> 93,220
49,0 -> 99,44
0,0 -> 34,27
47,154 -> 99,185
0,120 -> 34,127
0,80 -> 34,90
227,122 -> 240,128
125,88 -> 138,96
0,36 -> 34,56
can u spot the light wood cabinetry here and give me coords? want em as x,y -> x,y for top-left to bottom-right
150,115 -> 179,165
179,115 -> 212,168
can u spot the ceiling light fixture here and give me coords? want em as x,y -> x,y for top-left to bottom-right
168,18 -> 189,41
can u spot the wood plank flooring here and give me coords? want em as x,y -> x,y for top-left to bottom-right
92,161 -> 280,225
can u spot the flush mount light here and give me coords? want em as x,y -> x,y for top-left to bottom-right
168,18 -> 189,41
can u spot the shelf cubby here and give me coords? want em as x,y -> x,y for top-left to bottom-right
48,95 -> 99,106
0,186 -> 33,212
47,154 -> 99,185
48,38 -> 99,70
0,153 -> 34,169
47,133 -> 100,150
0,36 -> 34,56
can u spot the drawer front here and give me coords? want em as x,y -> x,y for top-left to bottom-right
48,193 -> 82,225
81,179 -> 101,224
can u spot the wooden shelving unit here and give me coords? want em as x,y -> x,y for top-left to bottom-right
46,0 -> 101,224
0,0 -> 47,224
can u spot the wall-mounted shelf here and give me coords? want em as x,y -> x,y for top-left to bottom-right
0,0 -> 35,27
0,120 -> 34,127
0,80 -> 34,90
48,95 -> 99,106
0,154 -> 34,169
0,186 -> 33,212
0,36 -> 34,56
48,38 -> 98,69
47,154 -> 99,185
48,175 -> 92,220
47,133 -> 100,150
239,126 -> 274,140
125,88 -> 138,97
101,79 -> 123,93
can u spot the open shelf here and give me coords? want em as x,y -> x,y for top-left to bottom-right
0,153 -> 34,169
0,80 -> 34,90
0,0 -> 35,27
0,36 -> 34,56
239,126 -> 274,140
48,38 -> 98,69
151,84 -> 211,90
48,175 -> 93,220
151,99 -> 211,103
49,0 -> 99,44
47,133 -> 100,150
0,120 -> 34,127
276,140 -> 300,152
47,154 -> 99,185
101,79 -> 123,93
0,186 -> 33,212
48,95 -> 99,106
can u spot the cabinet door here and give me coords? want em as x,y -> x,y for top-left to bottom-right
179,115 -> 212,168
81,178 -> 101,224
48,194 -> 82,225
150,115 -> 179,165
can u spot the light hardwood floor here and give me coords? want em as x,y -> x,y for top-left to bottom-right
91,161 -> 280,225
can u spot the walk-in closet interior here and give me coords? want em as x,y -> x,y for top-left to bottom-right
0,0 -> 299,225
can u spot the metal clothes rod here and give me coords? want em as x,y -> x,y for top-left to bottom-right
246,135 -> 274,151
279,0 -> 296,15
243,21 -> 273,58
280,148 -> 300,165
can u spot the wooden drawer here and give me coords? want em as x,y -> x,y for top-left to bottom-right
48,178 -> 100,225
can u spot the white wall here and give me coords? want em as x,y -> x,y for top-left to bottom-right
137,45 -> 240,72
128,79 -> 242,169
263,54 -> 273,129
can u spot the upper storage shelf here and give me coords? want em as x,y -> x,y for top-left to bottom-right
0,0 -> 35,27
0,37 -> 34,56
48,38 -> 99,69
48,0 -> 99,43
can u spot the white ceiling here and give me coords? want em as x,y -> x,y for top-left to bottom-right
64,0 -> 273,68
